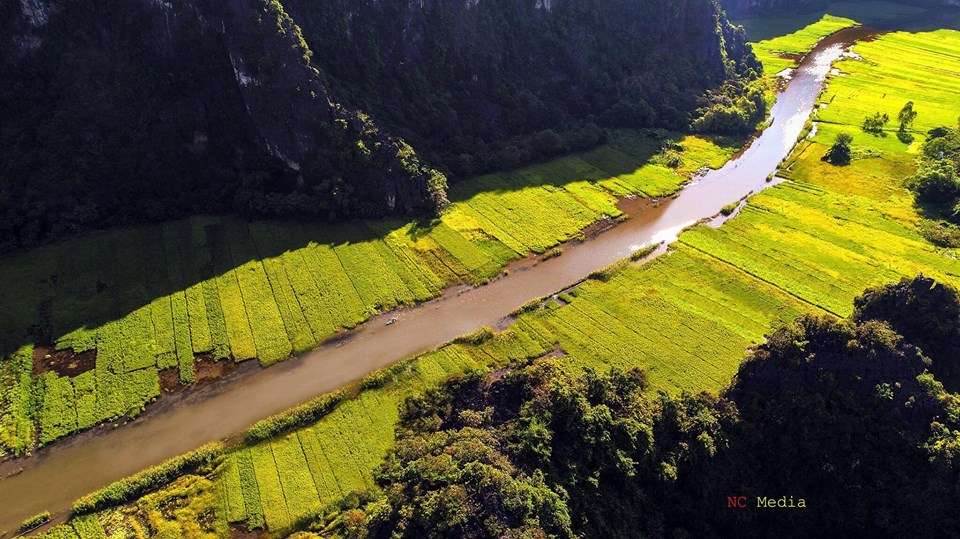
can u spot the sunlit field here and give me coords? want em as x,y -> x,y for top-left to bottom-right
0,130 -> 737,457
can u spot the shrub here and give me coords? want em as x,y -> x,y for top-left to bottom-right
918,219 -> 960,248
719,202 -> 738,216
823,133 -> 853,165
588,259 -> 629,282
19,511 -> 51,532
453,327 -> 494,346
532,130 -> 564,157
244,391 -> 346,444
862,112 -> 889,134
908,160 -> 960,203
542,247 -> 563,260
629,242 -> 662,261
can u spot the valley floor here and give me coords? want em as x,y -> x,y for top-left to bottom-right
7,14 -> 960,539
0,130 -> 736,455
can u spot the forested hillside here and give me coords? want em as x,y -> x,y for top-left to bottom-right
0,0 -> 757,251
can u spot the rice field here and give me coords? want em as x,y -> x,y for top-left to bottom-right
750,14 -> 858,76
737,1 -> 926,42
0,130 -> 737,457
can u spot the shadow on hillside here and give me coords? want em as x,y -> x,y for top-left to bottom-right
738,4 -> 960,42
1,129 -> 731,360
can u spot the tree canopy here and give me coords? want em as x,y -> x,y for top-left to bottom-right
302,277 -> 960,538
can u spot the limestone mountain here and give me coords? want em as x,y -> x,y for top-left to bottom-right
1,0 -> 757,250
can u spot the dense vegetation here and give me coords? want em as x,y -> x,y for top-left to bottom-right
907,125 -> 960,245
0,0 -> 759,251
300,277 -> 960,538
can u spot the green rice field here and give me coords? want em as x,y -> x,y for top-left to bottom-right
737,1 -> 927,41
750,14 -> 858,76
0,130 -> 738,457
33,24 -> 960,538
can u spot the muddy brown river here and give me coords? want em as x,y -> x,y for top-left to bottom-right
0,26 -> 874,536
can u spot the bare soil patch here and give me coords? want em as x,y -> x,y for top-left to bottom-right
32,345 -> 96,377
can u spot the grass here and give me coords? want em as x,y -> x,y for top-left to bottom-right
36,23 -> 960,537
0,130 -> 738,457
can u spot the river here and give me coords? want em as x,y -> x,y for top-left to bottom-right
0,25 -> 873,536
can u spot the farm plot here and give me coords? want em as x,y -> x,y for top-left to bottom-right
0,129 -> 736,454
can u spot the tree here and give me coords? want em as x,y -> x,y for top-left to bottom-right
899,101 -> 918,132
853,275 -> 960,389
822,132 -> 853,165
907,159 -> 960,203
862,112 -> 889,134
311,280 -> 960,539
898,101 -> 918,142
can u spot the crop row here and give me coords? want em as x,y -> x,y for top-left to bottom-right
0,130 -> 735,454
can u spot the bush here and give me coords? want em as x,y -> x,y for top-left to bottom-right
908,160 -> 960,203
19,511 -> 51,532
863,112 -> 890,134
72,442 -> 225,514
630,242 -> 663,261
918,219 -> 960,248
244,391 -> 346,444
452,327 -> 495,346
720,202 -> 740,216
588,259 -> 629,282
532,129 -> 564,157
823,133 -> 853,165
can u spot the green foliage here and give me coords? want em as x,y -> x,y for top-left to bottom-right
691,80 -> 769,135
245,391 -> 346,444
19,511 -> 51,532
898,100 -> 918,132
71,442 -> 225,515
908,136 -> 960,212
0,128 -> 737,454
918,218 -> 960,247
863,111 -> 890,134
629,242 -> 662,261
452,327 -> 494,346
822,132 -> 854,165
854,275 -> 960,388
587,259 -> 630,282
720,202 -> 740,216
2,0 -> 756,250
316,286 -> 960,537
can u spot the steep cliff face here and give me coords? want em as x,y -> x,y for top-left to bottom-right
1,0 -> 755,250
287,0 -> 758,172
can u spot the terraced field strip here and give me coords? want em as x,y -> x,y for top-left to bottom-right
0,130 -> 737,456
